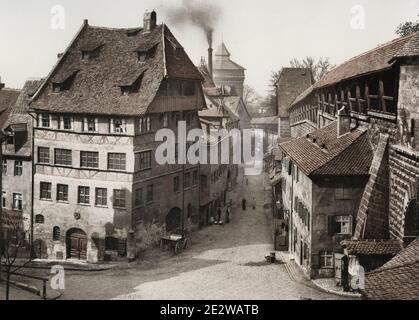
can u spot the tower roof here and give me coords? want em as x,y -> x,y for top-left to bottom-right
215,42 -> 231,57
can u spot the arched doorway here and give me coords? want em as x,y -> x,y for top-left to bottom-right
404,199 -> 419,237
166,208 -> 182,233
66,228 -> 87,260
33,239 -> 47,259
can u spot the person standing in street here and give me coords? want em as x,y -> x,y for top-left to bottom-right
225,206 -> 231,224
242,198 -> 247,211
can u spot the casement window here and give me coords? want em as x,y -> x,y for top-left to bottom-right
40,182 -> 52,200
138,116 -> 151,134
163,114 -> 169,128
2,191 -> 6,208
14,161 -> 23,176
108,153 -> 126,171
54,149 -> 72,166
184,172 -> 191,189
319,251 -> 334,269
12,193 -> 22,211
134,188 -> 143,207
146,185 -> 153,204
57,184 -> 69,202
83,117 -> 97,132
2,159 -> 7,175
40,114 -> 50,128
335,216 -> 353,235
335,188 -> 353,200
111,118 -> 127,134
113,189 -> 126,208
61,116 -> 73,130
95,188 -> 107,207
192,171 -> 198,186
78,186 -> 90,205
174,176 -> 180,193
80,151 -> 99,168
35,214 -> 45,224
53,227 -> 61,241
137,151 -> 152,171
38,147 -> 50,164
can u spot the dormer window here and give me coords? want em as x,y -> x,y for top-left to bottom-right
59,116 -> 73,130
80,44 -> 103,60
40,114 -> 51,128
111,118 -> 127,134
51,71 -> 78,92
119,71 -> 145,95
82,117 -> 97,132
136,44 -> 157,63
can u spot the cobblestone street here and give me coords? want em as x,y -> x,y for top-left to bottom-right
33,171 -> 347,300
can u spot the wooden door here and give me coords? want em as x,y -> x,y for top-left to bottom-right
67,229 -> 87,260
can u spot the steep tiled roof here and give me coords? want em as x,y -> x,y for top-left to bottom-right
0,88 -> 20,129
279,122 -> 373,177
198,64 -> 216,88
363,238 -> 419,300
392,31 -> 419,60
315,34 -> 415,89
31,22 -> 202,116
341,239 -> 403,256
276,68 -> 313,117
223,96 -> 250,119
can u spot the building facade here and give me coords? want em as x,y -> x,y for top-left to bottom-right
28,12 -> 206,262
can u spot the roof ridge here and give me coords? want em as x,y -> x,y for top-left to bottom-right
367,259 -> 419,275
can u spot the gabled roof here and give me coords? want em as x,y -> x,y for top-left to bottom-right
0,88 -> 20,129
392,31 -> 419,61
213,42 -> 246,71
198,64 -> 216,88
223,96 -> 251,119
314,33 -> 416,89
341,239 -> 403,256
279,121 -> 373,177
215,42 -> 231,57
363,238 -> 419,300
31,22 -> 203,116
276,68 -> 313,117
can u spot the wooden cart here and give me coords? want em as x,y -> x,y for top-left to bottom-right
160,230 -> 188,254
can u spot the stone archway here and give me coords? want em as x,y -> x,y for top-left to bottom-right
166,208 -> 182,233
66,228 -> 87,260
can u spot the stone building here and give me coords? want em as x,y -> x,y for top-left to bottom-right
275,68 -> 313,138
279,119 -> 373,279
28,11 -> 206,262
1,80 -> 42,255
212,42 -> 246,98
281,31 -> 419,284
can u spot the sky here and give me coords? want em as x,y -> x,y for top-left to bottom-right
0,0 -> 418,96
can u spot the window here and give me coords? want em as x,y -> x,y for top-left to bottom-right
146,185 -> 153,204
320,251 -> 334,268
2,159 -> 7,175
335,188 -> 353,200
95,188 -> 107,207
53,227 -> 60,241
163,114 -> 169,128
108,153 -> 126,171
113,189 -> 126,208
14,161 -> 23,176
137,151 -> 152,171
12,193 -> 22,211
78,186 -> 90,204
192,171 -> 198,186
83,117 -> 97,132
174,176 -> 180,193
40,114 -> 50,128
40,182 -> 52,200
2,192 -> 6,208
81,151 -> 99,168
335,216 -> 353,235
38,147 -> 50,164
62,116 -> 72,130
57,184 -> 69,202
138,116 -> 151,134
111,118 -> 127,134
135,188 -> 143,207
54,149 -> 72,166
184,172 -> 191,189
35,214 -> 45,224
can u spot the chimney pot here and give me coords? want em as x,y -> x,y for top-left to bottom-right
143,10 -> 157,32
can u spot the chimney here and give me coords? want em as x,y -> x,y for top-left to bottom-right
208,47 -> 213,80
337,107 -> 351,138
143,10 -> 157,32
0,76 -> 4,90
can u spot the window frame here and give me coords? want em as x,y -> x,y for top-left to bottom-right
83,117 -> 98,132
95,188 -> 108,207
110,118 -> 127,134
78,186 -> 90,205
108,153 -> 126,171
40,113 -> 51,128
113,189 -> 126,209
138,116 -> 152,134
38,147 -> 50,164
54,149 -> 72,166
40,182 -> 52,200
61,116 -> 73,130
80,151 -> 99,169
335,215 -> 353,235
335,188 -> 353,200
319,251 -> 334,269
12,193 -> 23,211
56,184 -> 69,203
14,160 -> 23,176
137,151 -> 152,171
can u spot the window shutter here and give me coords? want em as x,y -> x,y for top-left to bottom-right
311,253 -> 320,268
327,216 -> 336,236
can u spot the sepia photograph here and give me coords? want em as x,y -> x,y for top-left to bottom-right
0,0 -> 418,309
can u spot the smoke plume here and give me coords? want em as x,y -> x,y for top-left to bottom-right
165,0 -> 221,47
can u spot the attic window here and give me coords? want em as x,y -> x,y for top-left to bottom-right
127,29 -> 141,37
136,44 -> 157,63
120,73 -> 145,95
81,45 -> 103,60
52,71 -> 78,92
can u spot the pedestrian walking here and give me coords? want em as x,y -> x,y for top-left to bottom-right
242,198 -> 247,211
